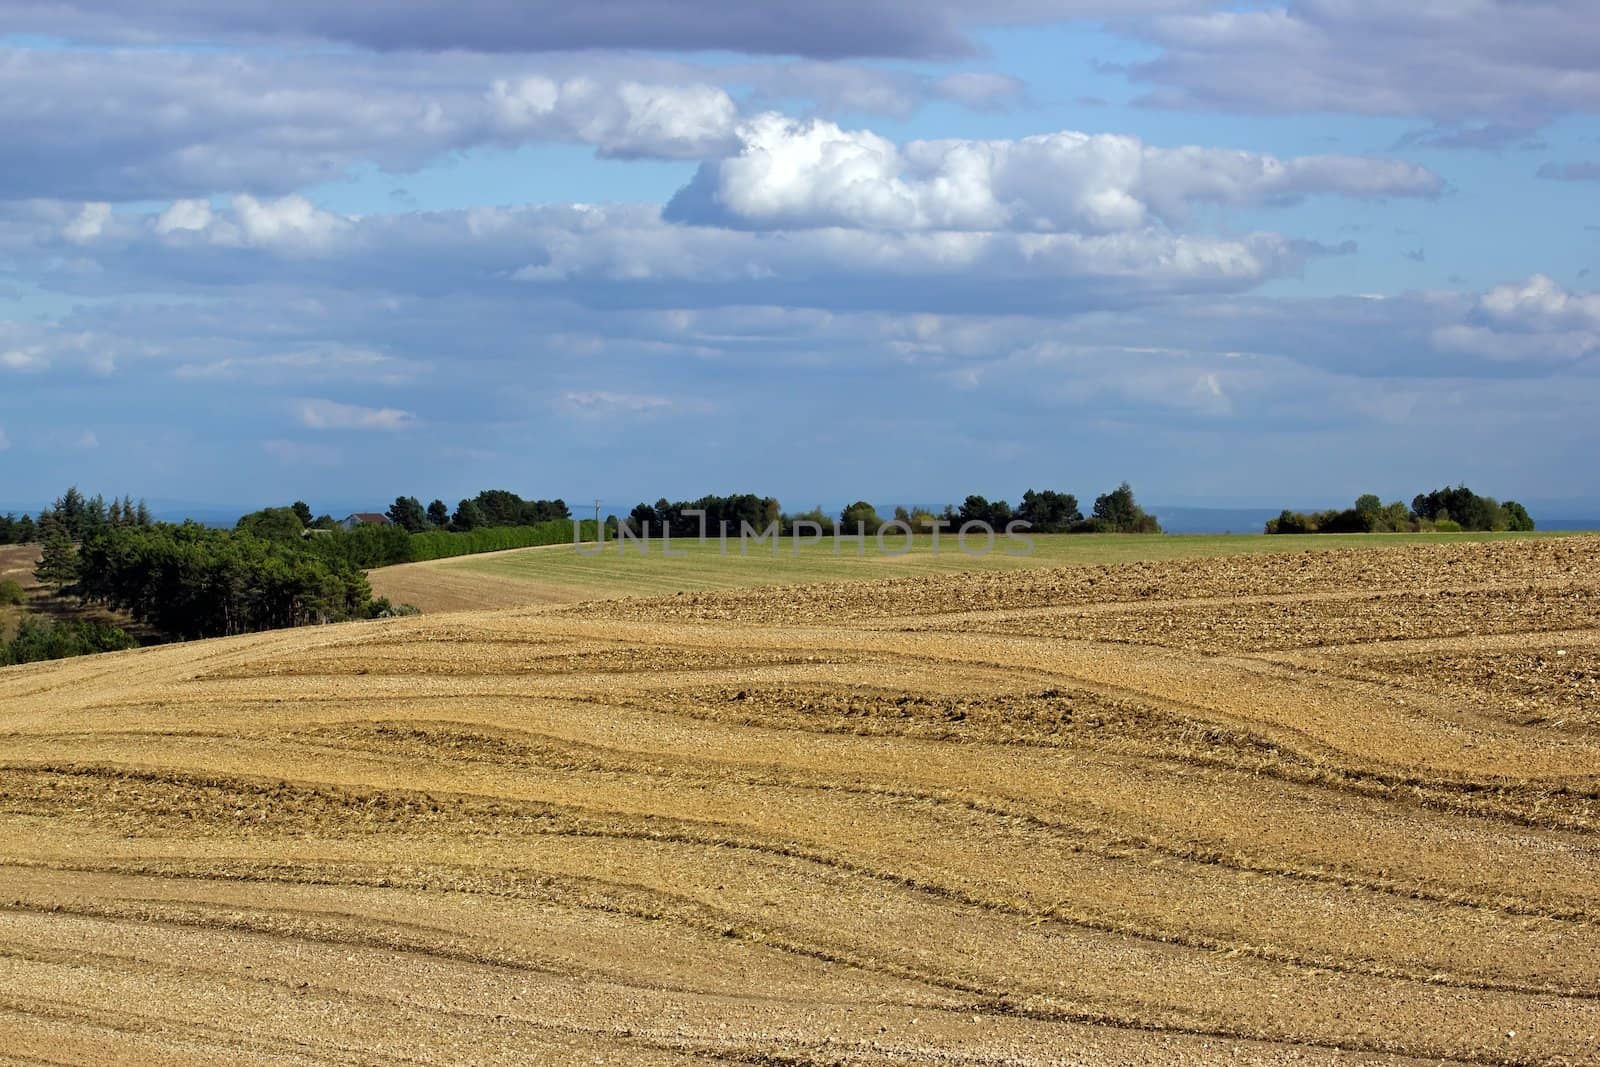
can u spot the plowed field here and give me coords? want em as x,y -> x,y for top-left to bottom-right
2,536 -> 1598,1064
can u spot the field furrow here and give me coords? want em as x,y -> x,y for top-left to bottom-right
3,536 -> 1599,1063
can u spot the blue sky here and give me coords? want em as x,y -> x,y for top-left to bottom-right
1,1 -> 1598,517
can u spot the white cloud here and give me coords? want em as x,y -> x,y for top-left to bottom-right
63,202 -> 111,242
76,430 -> 98,449
175,344 -> 428,385
76,200 -> 1323,310
232,195 -> 348,250
561,390 -> 711,417
1478,274 -> 1600,332
0,346 -> 49,371
488,77 -> 739,158
296,397 -> 416,431
668,115 -> 1441,232
155,199 -> 213,234
140,193 -> 351,251
1424,275 -> 1600,364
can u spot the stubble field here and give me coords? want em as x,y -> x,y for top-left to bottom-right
2,536 -> 1599,1064
368,530 -> 1556,612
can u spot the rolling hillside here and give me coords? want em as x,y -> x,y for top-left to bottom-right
2,536 -> 1599,1062
368,529 -> 1562,613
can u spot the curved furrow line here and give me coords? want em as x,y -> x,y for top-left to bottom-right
276,720 -> 1600,926
0,871 -> 1534,1066
7,762 -> 1598,1003
561,683 -> 1600,832
0,896 -> 954,1014
0,989 -> 395,1067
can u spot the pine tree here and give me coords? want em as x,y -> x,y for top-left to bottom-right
451,499 -> 485,531
135,499 -> 152,526
53,486 -> 86,539
34,520 -> 79,592
386,496 -> 429,533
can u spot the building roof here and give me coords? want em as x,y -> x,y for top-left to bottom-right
344,512 -> 391,525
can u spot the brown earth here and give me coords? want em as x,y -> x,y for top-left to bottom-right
1,537 -> 1599,1064
367,546 -> 590,612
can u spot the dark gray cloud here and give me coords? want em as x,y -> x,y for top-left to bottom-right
0,50 -> 750,201
0,48 -> 1044,202
1,1 -> 1209,57
1123,1 -> 1600,128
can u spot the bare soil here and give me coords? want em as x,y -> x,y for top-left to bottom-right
2,536 -> 1599,1064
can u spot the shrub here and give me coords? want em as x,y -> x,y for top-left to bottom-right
1432,519 -> 1463,533
1091,483 -> 1161,534
364,597 -> 422,619
0,617 -> 137,667
408,520 -> 596,562
0,578 -> 24,605
1265,510 -> 1315,535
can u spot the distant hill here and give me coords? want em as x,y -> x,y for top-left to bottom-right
1148,507 -> 1285,534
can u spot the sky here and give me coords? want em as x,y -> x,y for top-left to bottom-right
1,0 -> 1599,516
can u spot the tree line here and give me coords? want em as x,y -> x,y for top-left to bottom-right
236,502 -> 594,570
71,522 -> 379,640
619,484 -> 1161,537
1265,487 -> 1535,534
2,486 -> 154,546
380,490 -> 570,534
6,484 -> 598,656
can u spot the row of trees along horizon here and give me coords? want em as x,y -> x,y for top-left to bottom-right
1,483 -> 1157,660
0,481 -> 1535,666
1265,487 -> 1535,534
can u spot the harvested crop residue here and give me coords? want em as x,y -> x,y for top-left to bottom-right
2,536 -> 1599,1064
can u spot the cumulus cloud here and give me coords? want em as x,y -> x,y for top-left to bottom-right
1124,1 -> 1600,128
44,199 -> 1329,314
296,397 -> 416,431
231,195 -> 348,250
155,199 -> 213,234
63,202 -> 112,243
487,76 -> 739,158
667,115 -> 1441,232
0,48 -> 1064,204
1434,274 -> 1600,361
1478,274 -> 1600,331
